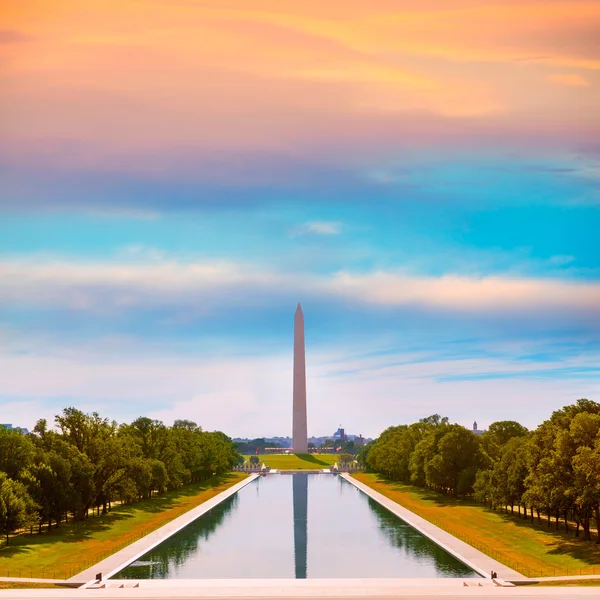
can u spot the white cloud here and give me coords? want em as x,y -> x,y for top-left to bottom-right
547,255 -> 575,267
0,400 -> 51,432
330,271 -> 600,312
291,221 -> 341,236
0,351 -> 292,435
87,208 -> 161,221
120,244 -> 167,260
1,258 -> 598,316
2,344 -> 598,437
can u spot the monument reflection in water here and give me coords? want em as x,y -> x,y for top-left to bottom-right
113,474 -> 478,579
292,473 -> 308,578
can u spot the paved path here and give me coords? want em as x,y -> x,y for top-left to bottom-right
85,578 -> 501,590
341,474 -> 523,581
0,580 -> 599,598
71,474 -> 260,585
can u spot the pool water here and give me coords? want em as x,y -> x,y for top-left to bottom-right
112,474 -> 479,579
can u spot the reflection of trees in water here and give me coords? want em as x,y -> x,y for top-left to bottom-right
365,498 -> 475,577
114,495 -> 238,579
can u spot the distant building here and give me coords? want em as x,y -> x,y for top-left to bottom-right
0,423 -> 30,435
352,434 -> 366,447
332,426 -> 346,441
472,421 -> 487,436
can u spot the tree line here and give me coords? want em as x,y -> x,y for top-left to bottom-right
234,439 -> 284,454
309,439 -> 360,454
359,399 -> 600,543
0,408 -> 241,543
235,438 -> 360,454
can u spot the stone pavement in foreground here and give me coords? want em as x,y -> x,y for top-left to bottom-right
0,580 -> 599,599
71,474 -> 260,585
341,474 -> 523,581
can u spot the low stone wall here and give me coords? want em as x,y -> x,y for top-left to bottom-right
232,466 -> 269,473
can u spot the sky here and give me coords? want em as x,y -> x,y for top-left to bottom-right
1,0 -> 599,438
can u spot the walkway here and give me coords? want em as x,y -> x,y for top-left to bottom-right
341,473 -> 523,581
1,580 -> 599,598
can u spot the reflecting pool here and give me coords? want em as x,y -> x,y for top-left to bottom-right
113,474 -> 479,579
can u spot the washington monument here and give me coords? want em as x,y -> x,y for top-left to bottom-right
292,303 -> 308,453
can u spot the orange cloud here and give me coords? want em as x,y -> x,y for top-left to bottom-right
1,0 -> 599,162
547,73 -> 590,86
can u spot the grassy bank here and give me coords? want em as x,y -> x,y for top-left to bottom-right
353,473 -> 600,578
0,473 -> 247,579
0,583 -> 67,590
244,453 -> 339,469
533,580 -> 600,587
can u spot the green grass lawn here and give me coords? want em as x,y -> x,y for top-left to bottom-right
0,583 -> 68,589
353,473 -> 600,578
0,473 -> 247,580
533,580 -> 600,587
244,453 -> 339,470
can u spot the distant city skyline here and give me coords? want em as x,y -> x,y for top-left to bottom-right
1,1 -> 598,436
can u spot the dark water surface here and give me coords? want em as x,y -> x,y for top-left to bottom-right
113,474 -> 479,579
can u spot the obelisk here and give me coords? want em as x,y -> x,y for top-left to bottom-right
292,303 -> 308,453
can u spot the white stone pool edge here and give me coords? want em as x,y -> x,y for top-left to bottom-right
340,473 -> 523,582
72,474 -> 261,587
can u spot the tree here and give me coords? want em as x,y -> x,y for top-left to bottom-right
53,439 -> 95,521
492,435 -> 529,515
33,419 -> 48,438
0,426 -> 35,479
481,421 -> 528,463
55,408 -> 134,518
0,473 -> 37,544
409,423 -> 449,487
425,425 -> 482,497
1,406 -> 241,539
339,454 -> 354,467
21,449 -> 73,531
419,414 -> 449,426
568,412 -> 600,540
572,442 -> 600,543
367,425 -> 416,481
55,408 -> 113,454
341,440 -> 357,455
173,420 -> 201,432
473,468 -> 494,507
357,440 -> 374,468
525,400 -> 600,537
204,432 -> 240,475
